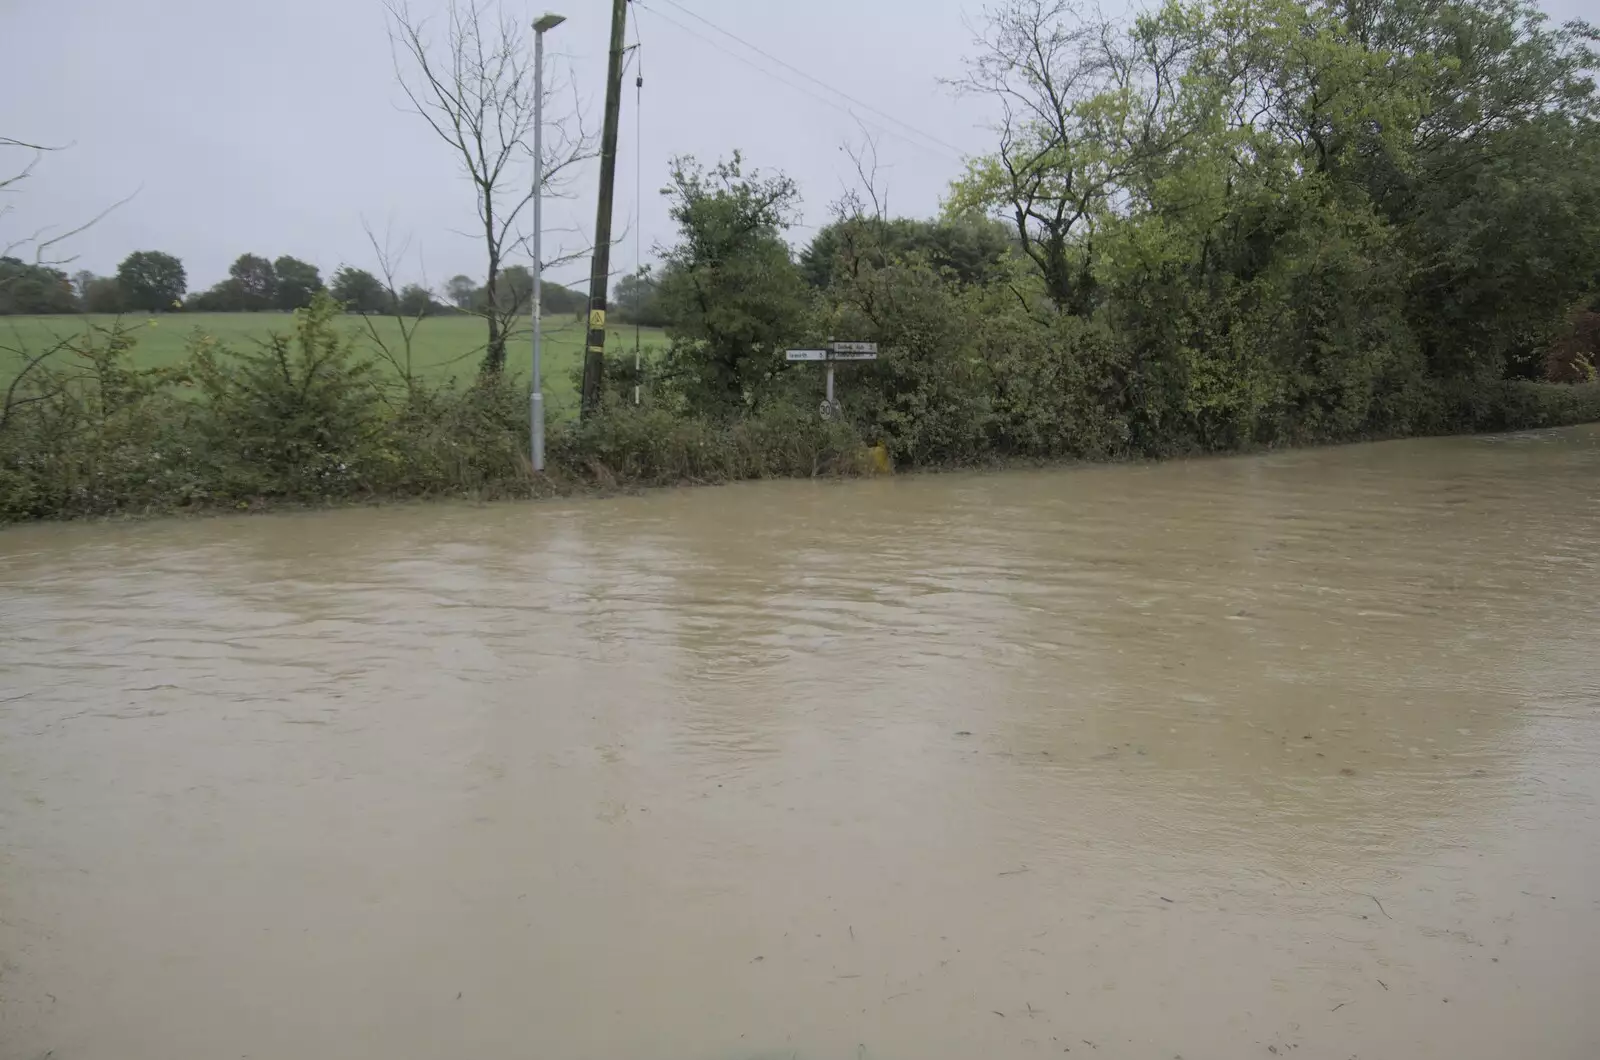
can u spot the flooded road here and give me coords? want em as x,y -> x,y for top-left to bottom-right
3,427 -> 1600,1060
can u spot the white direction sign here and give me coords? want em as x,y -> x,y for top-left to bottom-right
788,344 -> 879,362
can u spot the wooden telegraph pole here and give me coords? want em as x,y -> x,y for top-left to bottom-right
580,0 -> 629,419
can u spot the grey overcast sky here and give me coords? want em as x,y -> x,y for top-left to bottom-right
1,0 -> 1590,292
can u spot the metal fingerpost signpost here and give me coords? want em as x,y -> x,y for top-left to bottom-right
786,340 -> 878,419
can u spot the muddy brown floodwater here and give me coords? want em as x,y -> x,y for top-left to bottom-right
3,429 -> 1600,1060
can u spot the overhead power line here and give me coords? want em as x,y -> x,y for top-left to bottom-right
632,0 -> 966,161
649,0 -> 967,155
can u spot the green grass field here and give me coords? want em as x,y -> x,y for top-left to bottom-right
1,313 -> 665,415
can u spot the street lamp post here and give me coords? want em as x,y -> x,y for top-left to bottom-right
530,12 -> 566,473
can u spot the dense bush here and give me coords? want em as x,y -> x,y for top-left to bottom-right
0,323 -> 194,517
553,401 -> 863,486
182,292 -> 394,497
0,296 -> 869,521
2,289 -> 1595,523
1545,308 -> 1600,384
1425,380 -> 1600,434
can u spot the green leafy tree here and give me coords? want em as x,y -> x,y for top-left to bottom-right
802,215 -> 1012,290
185,279 -> 246,312
613,269 -> 665,326
1334,0 -> 1600,379
273,256 -> 322,311
497,265 -> 533,313
71,270 -> 96,306
227,254 -> 277,311
1074,0 -> 1430,446
655,153 -> 810,416
540,280 -> 586,317
0,257 -> 78,314
84,276 -> 124,313
397,284 -> 437,318
446,274 -> 476,310
937,0 -> 1598,452
467,267 -> 578,317
115,251 -> 186,312
329,266 -> 388,314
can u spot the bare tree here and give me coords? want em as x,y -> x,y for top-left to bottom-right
814,132 -> 896,328
386,0 -> 594,375
838,127 -> 890,224
2,138 -> 135,267
3,137 -> 135,432
350,217 -> 490,404
0,329 -> 71,436
356,220 -> 433,399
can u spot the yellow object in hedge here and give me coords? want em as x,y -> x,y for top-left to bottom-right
866,443 -> 892,474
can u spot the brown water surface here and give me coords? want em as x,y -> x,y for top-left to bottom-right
3,428 -> 1600,1060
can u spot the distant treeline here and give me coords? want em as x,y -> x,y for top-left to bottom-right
0,250 -> 661,323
